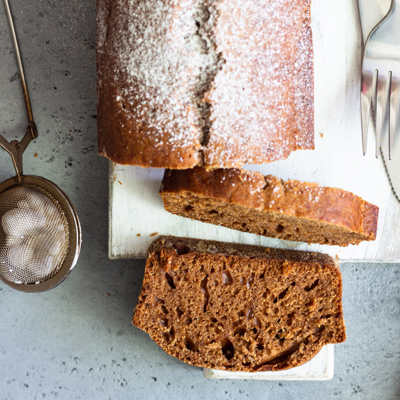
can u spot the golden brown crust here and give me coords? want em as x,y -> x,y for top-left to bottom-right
159,168 -> 379,246
96,0 -> 314,168
132,236 -> 346,372
361,202 -> 379,239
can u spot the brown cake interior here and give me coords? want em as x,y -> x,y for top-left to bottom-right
132,236 -> 346,372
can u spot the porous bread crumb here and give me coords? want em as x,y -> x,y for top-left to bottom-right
132,236 -> 346,372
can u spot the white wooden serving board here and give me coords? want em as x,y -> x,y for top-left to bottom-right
109,0 -> 400,263
203,344 -> 334,380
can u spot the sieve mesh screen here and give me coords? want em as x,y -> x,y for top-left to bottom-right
0,185 -> 70,284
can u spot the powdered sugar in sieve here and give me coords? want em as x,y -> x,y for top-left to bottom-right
0,185 -> 70,284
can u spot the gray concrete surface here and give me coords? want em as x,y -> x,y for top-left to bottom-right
0,1 -> 399,399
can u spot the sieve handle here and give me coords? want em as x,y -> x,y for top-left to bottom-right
0,0 -> 38,182
3,0 -> 38,139
0,126 -> 33,181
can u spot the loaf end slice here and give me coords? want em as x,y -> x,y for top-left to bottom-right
159,168 -> 379,247
132,236 -> 346,372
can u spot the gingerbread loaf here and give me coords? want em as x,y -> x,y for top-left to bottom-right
132,236 -> 346,372
97,0 -> 314,168
160,168 -> 379,246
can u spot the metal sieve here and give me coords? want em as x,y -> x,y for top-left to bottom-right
0,0 -> 81,292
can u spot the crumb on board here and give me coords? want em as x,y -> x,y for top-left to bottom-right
150,232 -> 159,237
136,233 -> 141,237
118,181 -> 122,185
112,174 -> 117,182
320,132 -> 324,138
34,153 -> 38,158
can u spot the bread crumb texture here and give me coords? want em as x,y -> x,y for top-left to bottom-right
132,236 -> 346,372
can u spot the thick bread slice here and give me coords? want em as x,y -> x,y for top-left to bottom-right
160,168 -> 379,247
132,236 -> 346,372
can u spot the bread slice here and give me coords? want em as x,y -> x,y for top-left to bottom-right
132,236 -> 346,372
160,167 -> 379,247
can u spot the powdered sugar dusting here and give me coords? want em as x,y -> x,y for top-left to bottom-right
293,1 -> 314,150
115,1 -> 196,149
111,1 -> 225,152
204,0 -> 307,167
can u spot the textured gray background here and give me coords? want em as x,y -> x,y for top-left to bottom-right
0,1 -> 399,399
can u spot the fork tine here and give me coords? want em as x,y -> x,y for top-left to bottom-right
389,75 -> 400,160
376,71 -> 391,158
361,70 -> 376,155
371,69 -> 378,128
381,71 -> 392,156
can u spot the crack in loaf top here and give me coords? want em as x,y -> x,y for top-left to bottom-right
96,0 -> 314,168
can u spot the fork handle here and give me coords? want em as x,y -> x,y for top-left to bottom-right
359,0 -> 392,43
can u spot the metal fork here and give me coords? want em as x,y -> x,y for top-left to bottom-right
361,0 -> 400,159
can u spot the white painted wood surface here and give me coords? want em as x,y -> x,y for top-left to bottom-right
109,0 -> 400,262
203,345 -> 334,380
